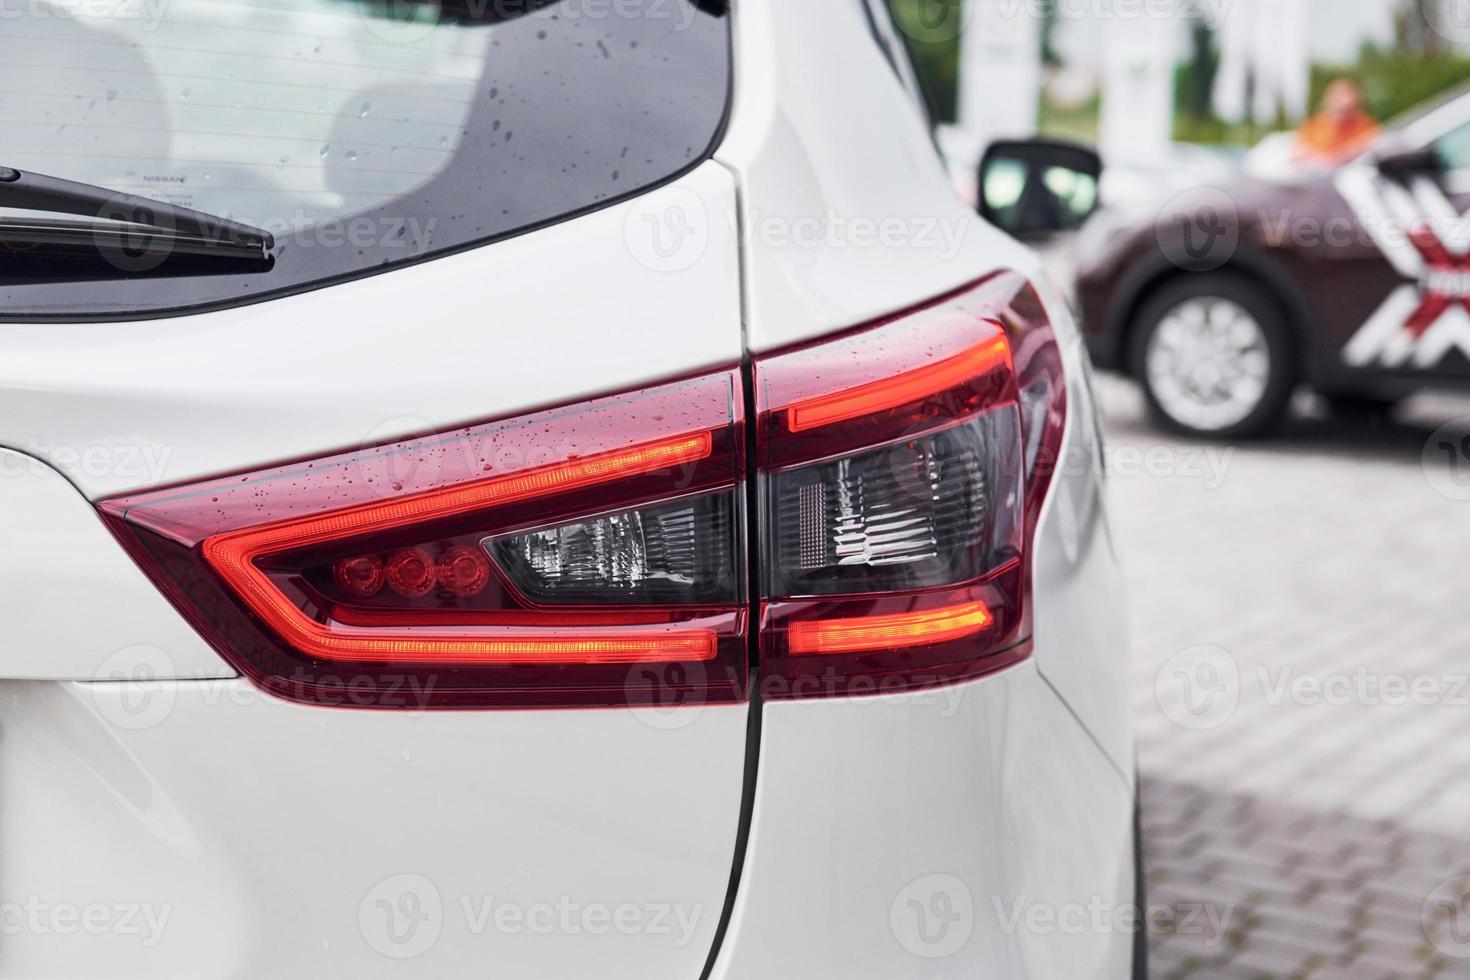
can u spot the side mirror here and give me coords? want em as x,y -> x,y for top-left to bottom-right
978,139 -> 1103,240
1376,146 -> 1443,183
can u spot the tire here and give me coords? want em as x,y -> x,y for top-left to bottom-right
1128,274 -> 1297,439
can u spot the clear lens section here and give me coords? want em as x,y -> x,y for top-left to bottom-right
1019,375 -> 1056,478
490,493 -> 738,605
768,411 -> 1022,598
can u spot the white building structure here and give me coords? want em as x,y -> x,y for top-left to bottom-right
956,0 -> 1043,147
954,0 -> 1403,161
1211,0 -> 1311,127
1098,11 -> 1179,166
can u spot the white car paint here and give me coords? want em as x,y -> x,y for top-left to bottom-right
0,129 -> 754,980
0,2 -> 1134,978
0,680 -> 747,979
710,667 -> 1134,980
713,0 -> 1044,351
708,332 -> 1133,980
715,0 -> 1133,780
0,450 -> 230,679
0,162 -> 743,499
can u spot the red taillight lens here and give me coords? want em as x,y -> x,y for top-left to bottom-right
101,373 -> 747,709
101,273 -> 1063,711
753,272 -> 1066,700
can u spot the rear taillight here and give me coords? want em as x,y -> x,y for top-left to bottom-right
101,373 -> 748,709
753,271 -> 1065,700
101,272 -> 1063,710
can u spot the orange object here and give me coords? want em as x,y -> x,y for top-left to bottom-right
788,601 -> 996,655
787,331 -> 1013,433
1294,80 -> 1380,168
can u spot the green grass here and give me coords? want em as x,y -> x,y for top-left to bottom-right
1038,96 -> 1098,144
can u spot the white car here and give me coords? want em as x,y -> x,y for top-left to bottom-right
0,1 -> 1135,977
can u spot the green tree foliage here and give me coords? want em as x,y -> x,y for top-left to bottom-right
888,0 -> 964,122
1312,55 -> 1470,124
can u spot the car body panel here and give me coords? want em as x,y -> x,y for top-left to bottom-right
708,336 -> 1134,978
714,0 -> 1129,773
1030,336 -> 1133,778
1076,94 -> 1470,397
0,449 -> 231,680
0,162 -> 743,499
708,664 -> 1135,980
0,678 -> 747,978
713,0 -> 1049,353
1076,172 -> 1409,386
0,161 -> 752,979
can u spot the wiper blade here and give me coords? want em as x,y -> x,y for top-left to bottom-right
0,217 -> 274,268
0,166 -> 273,262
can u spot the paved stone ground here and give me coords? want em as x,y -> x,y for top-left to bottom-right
1097,377 -> 1470,979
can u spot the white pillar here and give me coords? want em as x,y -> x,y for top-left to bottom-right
957,0 -> 1042,146
1215,0 -> 1311,127
1100,12 -> 1177,166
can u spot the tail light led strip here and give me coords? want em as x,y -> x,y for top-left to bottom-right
102,271 -> 1065,709
201,432 -> 717,666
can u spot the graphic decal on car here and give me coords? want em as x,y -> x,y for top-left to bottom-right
1338,165 -> 1470,368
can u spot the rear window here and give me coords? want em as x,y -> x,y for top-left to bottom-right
0,0 -> 731,319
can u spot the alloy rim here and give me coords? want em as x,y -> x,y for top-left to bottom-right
1146,297 -> 1271,432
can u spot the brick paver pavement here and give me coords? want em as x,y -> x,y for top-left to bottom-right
1098,377 -> 1470,979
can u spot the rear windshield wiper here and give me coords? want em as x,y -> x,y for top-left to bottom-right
0,166 -> 273,264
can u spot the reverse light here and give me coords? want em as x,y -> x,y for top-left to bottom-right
489,494 -> 737,605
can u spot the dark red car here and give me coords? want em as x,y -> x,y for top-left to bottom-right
982,91 -> 1470,438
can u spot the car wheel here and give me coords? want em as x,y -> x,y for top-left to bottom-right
1130,275 -> 1296,439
